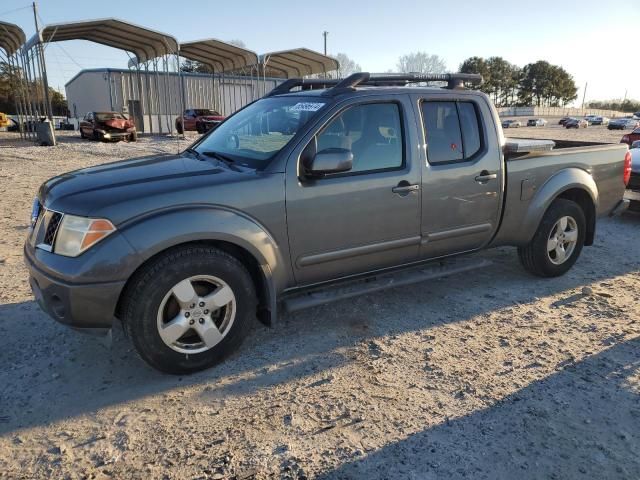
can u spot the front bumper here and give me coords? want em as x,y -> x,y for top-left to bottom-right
24,245 -> 127,333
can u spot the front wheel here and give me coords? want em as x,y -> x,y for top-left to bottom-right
518,199 -> 586,277
122,246 -> 257,374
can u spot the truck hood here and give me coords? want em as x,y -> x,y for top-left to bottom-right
39,153 -> 251,221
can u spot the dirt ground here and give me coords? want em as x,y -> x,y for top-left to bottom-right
0,127 -> 639,480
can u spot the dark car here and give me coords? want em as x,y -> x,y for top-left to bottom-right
565,118 -> 588,129
608,118 -> 640,130
80,111 -> 136,141
176,109 -> 226,134
559,117 -> 571,125
621,127 -> 640,146
527,118 -> 547,127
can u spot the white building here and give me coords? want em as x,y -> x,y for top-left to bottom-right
65,68 -> 281,134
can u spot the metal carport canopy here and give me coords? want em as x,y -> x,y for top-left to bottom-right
0,21 -> 26,57
180,39 -> 258,72
260,48 -> 339,77
24,18 -> 178,62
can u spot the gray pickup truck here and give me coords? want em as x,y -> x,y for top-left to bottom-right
25,73 -> 631,373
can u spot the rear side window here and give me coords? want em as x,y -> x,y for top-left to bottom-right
422,101 -> 483,164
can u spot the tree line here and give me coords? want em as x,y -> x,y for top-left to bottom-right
328,52 -> 580,108
460,57 -> 578,107
586,99 -> 640,114
0,62 -> 67,116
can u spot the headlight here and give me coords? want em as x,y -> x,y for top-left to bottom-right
54,214 -> 116,257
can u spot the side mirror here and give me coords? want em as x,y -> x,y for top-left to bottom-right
307,148 -> 353,175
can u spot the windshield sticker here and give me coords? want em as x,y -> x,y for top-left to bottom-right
290,102 -> 325,112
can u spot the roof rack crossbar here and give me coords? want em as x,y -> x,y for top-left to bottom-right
265,72 -> 483,97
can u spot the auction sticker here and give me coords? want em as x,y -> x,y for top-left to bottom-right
290,102 -> 325,112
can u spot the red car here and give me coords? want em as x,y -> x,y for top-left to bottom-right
176,109 -> 225,134
621,127 -> 640,146
79,111 -> 136,141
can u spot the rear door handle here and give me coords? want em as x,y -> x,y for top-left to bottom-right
475,170 -> 497,183
392,182 -> 420,195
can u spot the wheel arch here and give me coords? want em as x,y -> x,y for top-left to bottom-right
114,207 -> 289,326
519,168 -> 598,246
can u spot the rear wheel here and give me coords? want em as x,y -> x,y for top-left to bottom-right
80,128 -> 85,139
129,131 -> 138,142
122,246 -> 256,374
518,199 -> 586,277
176,122 -> 183,134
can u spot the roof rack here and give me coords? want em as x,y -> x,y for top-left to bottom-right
265,72 -> 482,97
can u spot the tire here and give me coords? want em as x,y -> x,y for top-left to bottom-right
122,246 -> 256,374
518,199 -> 586,277
196,122 -> 203,134
80,128 -> 85,139
92,129 -> 103,141
176,122 -> 183,135
129,131 -> 138,142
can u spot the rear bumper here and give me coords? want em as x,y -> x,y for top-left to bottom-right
24,246 -> 125,332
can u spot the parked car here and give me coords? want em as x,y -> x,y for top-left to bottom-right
621,127 -> 640,146
634,112 -> 640,119
527,118 -> 547,127
626,147 -> 640,210
25,72 -> 630,374
589,116 -> 609,126
584,115 -> 598,125
176,109 -> 225,134
558,117 -> 571,125
0,112 -> 10,128
565,118 -> 588,129
79,111 -> 136,141
502,119 -> 522,128
608,118 -> 640,130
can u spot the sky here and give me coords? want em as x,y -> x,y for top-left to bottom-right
4,0 -> 639,105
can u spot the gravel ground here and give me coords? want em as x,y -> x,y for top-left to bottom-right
1,129 -> 639,480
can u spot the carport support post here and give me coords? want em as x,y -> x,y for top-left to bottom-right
19,49 -> 36,140
32,2 -> 52,120
178,50 -> 186,138
144,63 -> 153,134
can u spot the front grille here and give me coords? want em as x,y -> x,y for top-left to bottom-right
43,211 -> 63,246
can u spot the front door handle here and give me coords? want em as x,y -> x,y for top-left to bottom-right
475,170 -> 497,184
392,182 -> 420,196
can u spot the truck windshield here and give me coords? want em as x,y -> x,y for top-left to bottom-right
194,97 -> 328,168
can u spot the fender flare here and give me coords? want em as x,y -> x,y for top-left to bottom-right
118,205 -> 289,324
519,168 -> 598,244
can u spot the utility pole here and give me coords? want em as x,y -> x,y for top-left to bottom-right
322,31 -> 328,55
33,1 -> 52,119
623,89 -> 628,104
581,82 -> 588,110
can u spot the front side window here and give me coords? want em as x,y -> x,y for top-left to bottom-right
195,96 -> 327,169
421,101 -> 483,164
315,102 -> 403,173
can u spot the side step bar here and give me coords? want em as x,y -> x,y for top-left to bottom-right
282,256 -> 492,313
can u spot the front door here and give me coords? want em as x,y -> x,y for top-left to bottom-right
285,96 -> 422,286
414,95 -> 503,259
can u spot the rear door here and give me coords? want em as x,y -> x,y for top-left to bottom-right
413,94 -> 503,259
285,95 -> 422,286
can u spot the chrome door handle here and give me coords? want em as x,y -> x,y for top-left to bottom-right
475,171 -> 497,183
392,183 -> 420,195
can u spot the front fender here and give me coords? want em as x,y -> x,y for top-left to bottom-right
119,205 -> 289,296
